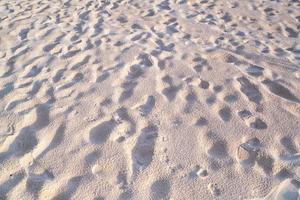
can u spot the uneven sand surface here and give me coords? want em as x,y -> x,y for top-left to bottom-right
0,0 -> 300,199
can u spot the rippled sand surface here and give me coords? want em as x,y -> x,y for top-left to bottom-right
0,0 -> 300,199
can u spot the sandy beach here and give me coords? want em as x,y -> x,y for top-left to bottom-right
0,0 -> 300,199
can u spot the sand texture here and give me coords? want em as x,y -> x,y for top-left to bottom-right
1,0 -> 300,199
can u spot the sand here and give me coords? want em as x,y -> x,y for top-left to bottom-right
0,0 -> 300,199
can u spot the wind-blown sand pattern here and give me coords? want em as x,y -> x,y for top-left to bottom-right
0,0 -> 300,199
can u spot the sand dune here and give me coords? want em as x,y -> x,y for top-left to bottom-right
0,0 -> 300,199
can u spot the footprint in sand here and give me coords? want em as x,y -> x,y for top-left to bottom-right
207,140 -> 228,159
236,76 -> 263,105
150,178 -> 170,200
237,137 -> 261,166
160,75 -> 181,102
199,79 -> 210,89
132,125 -> 158,173
89,120 -> 117,144
218,106 -> 232,122
262,79 -> 300,103
138,95 -> 156,116
238,109 -> 268,130
118,64 -> 144,103
195,117 -> 208,127
184,91 -> 198,113
223,93 -> 239,103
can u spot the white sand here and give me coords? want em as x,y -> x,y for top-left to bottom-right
0,0 -> 300,199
